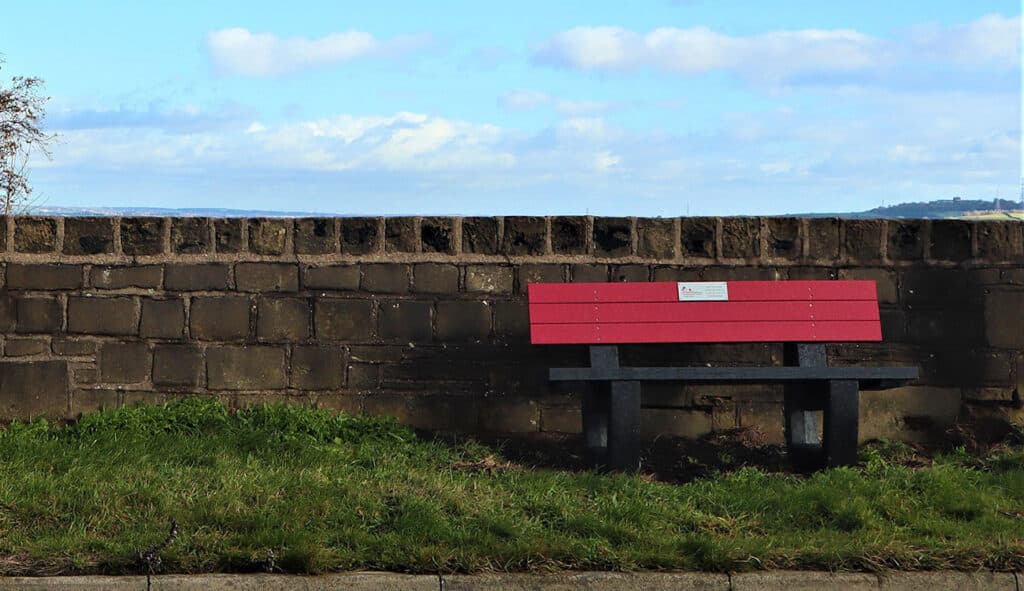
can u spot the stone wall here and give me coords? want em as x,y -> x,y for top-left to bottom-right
0,215 -> 1021,444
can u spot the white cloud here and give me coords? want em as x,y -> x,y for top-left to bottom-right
206,28 -> 433,76
907,14 -> 1021,67
533,14 -> 1020,83
533,25 -> 882,81
38,76 -> 1019,215
499,89 -> 618,116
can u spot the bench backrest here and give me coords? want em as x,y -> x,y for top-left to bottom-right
528,280 -> 881,344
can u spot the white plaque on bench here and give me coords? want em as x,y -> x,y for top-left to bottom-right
677,282 -> 729,301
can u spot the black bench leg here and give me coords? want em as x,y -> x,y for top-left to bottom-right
607,381 -> 641,472
824,380 -> 859,467
581,386 -> 610,467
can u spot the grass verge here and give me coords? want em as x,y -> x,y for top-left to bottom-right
0,398 -> 1021,575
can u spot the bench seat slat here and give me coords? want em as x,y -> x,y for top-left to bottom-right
528,280 -> 878,304
531,320 -> 882,344
529,300 -> 881,325
549,365 -> 919,384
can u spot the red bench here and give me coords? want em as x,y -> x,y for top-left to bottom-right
528,280 -> 918,471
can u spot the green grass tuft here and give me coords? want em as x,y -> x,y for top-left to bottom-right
0,398 -> 1020,575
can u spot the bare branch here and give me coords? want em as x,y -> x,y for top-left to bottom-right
0,57 -> 57,214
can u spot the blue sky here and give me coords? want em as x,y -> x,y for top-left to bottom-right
1,0 -> 1020,215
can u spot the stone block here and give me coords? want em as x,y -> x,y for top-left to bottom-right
67,297 -> 139,335
570,263 -> 608,282
465,265 -> 513,293
436,301 -> 491,341
907,310 -> 983,345
445,573 -> 729,591
413,263 -> 459,293
611,264 -> 649,282
206,346 -> 287,390
0,360 -> 69,419
478,398 -> 539,433
15,297 -> 63,333
703,266 -> 784,281
899,268 -> 974,308
551,216 -> 588,254
214,218 -> 244,253
887,220 -> 925,261
385,216 -> 418,253
303,265 -> 360,291
90,265 -> 162,289
378,301 -> 432,343
843,219 -> 883,262
733,571 -> 878,591
247,218 -> 289,255
736,401 -> 785,445
290,345 -> 345,389
73,367 -> 97,384
362,263 -> 410,293
347,363 -> 379,389
593,217 -> 632,257
6,264 -> 83,290
0,296 -> 13,332
461,217 -> 499,254
70,388 -> 118,417
786,266 -> 837,280
5,338 -> 48,356
420,217 -> 455,254
637,217 -> 675,259
641,408 -> 714,439
364,393 -> 480,431
721,217 -> 760,259
14,217 -> 56,253
170,217 -> 211,254
767,217 -> 801,259
541,405 -> 581,433
340,217 -> 381,254
63,217 -> 114,255
314,299 -> 374,341
294,218 -> 336,254
984,289 -> 1024,347
838,268 -> 898,304
976,221 -> 1023,261
859,386 -> 960,443
679,217 -> 716,258
652,266 -> 703,281
152,345 -> 203,388
164,264 -> 231,291
806,217 -> 840,261
878,571 -> 1016,591
501,216 -> 546,255
929,220 -> 972,262
189,296 -> 251,340
120,217 -> 165,255
257,297 -> 310,342
315,393 -> 362,415
236,262 -> 299,292
517,264 -> 564,293
492,300 -> 529,342
879,308 -> 908,341
140,298 -> 185,339
52,338 -> 96,356
98,342 -> 150,383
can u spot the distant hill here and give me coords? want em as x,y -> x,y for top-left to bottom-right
793,198 -> 1024,219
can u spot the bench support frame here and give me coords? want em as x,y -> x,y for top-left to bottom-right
575,343 -> 878,472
